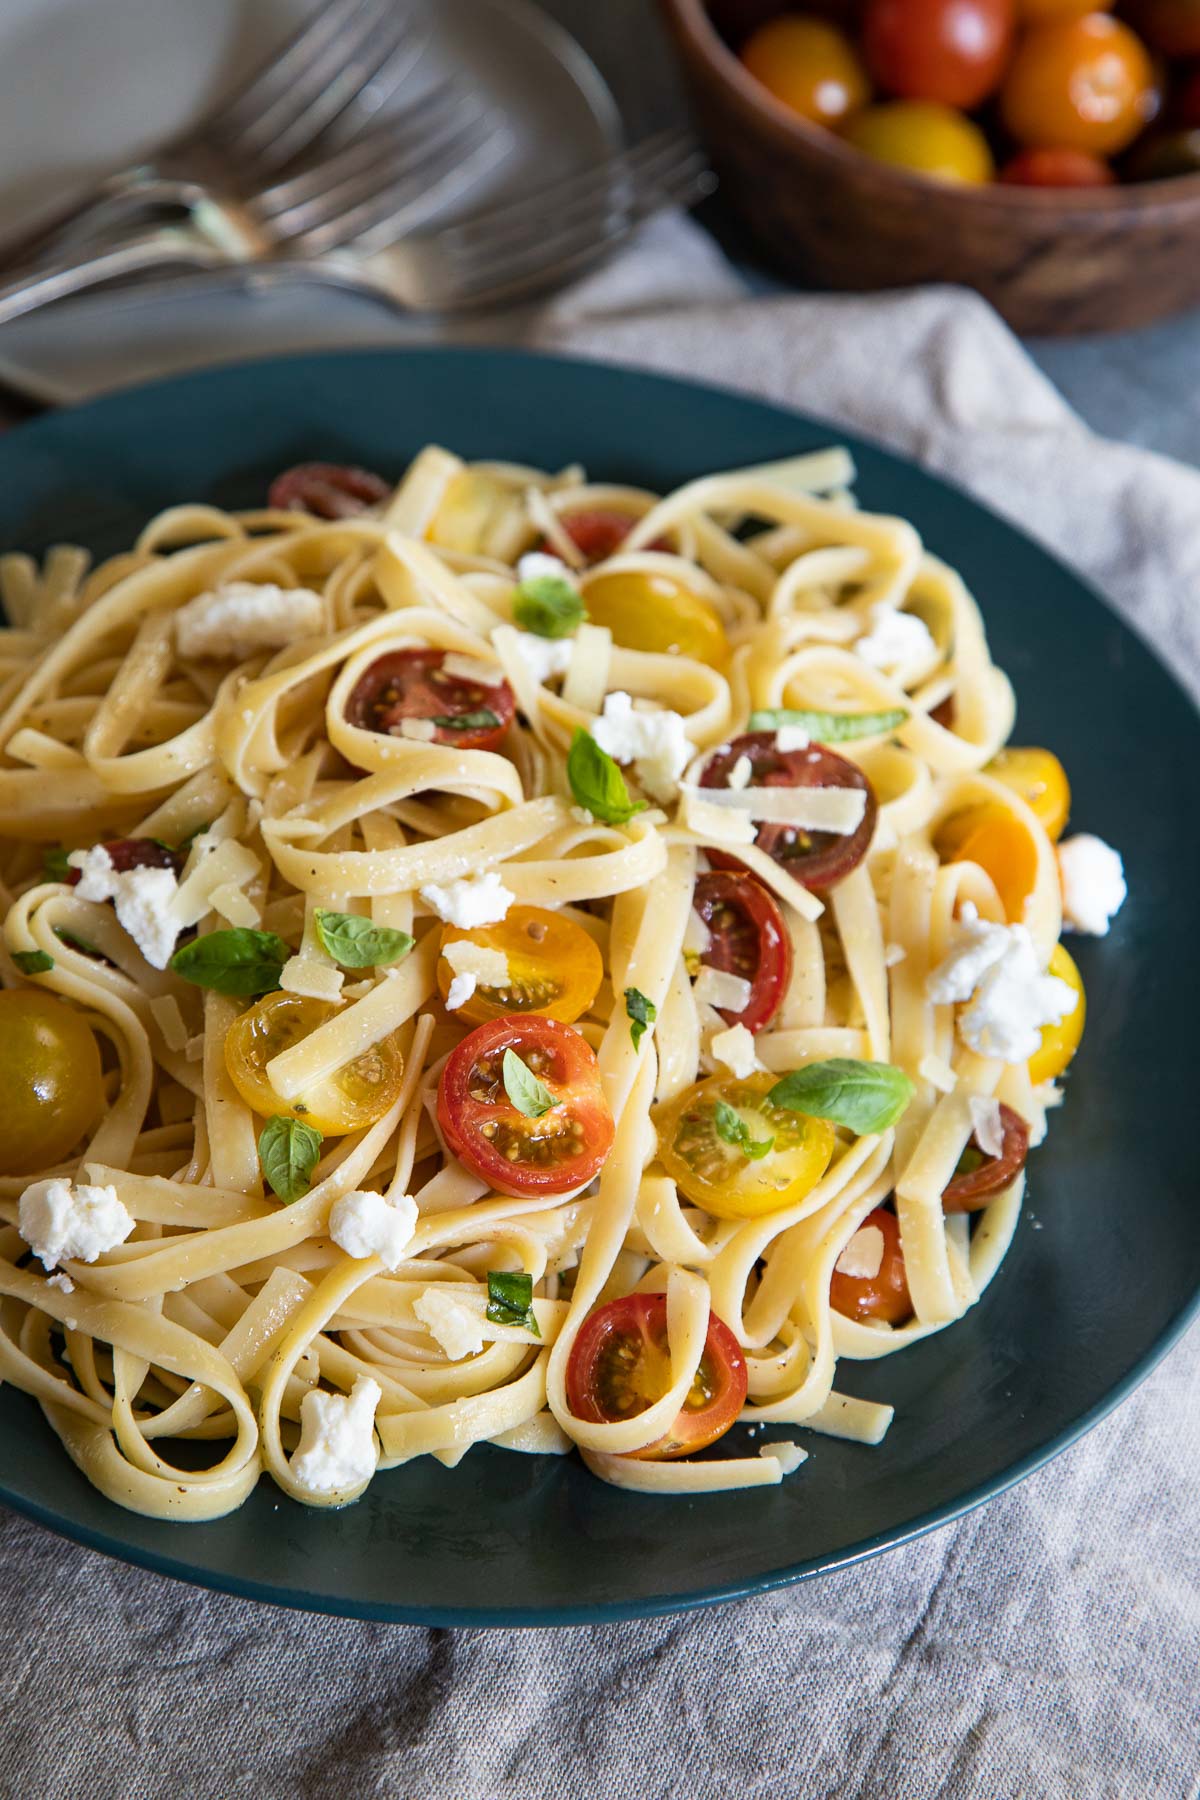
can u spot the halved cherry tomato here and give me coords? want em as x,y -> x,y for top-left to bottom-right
985,747 -> 1071,839
945,806 -> 1040,922
344,649 -> 515,752
693,872 -> 792,1034
435,905 -> 603,1026
1027,941 -> 1085,1084
830,1206 -> 912,1324
702,732 -> 878,892
566,1292 -> 748,1459
655,1070 -> 836,1220
65,837 -> 183,885
862,0 -> 1015,111
843,100 -> 996,181
942,1102 -> 1030,1211
437,1015 -> 614,1199
268,463 -> 390,519
1125,0 -> 1200,57
1000,16 -> 1159,156
999,146 -> 1115,184
580,570 -> 727,666
0,990 -> 103,1175
929,694 -> 956,729
740,16 -> 871,126
224,991 -> 405,1135
548,508 -> 669,563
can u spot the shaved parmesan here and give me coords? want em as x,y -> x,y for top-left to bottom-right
969,1094 -> 1005,1158
758,1440 -> 807,1475
775,725 -> 811,752
280,956 -> 344,1002
678,788 -> 757,846
693,965 -> 753,1013
561,621 -> 611,715
919,1052 -> 957,1094
171,839 -> 260,929
399,718 -> 437,742
710,1022 -> 759,1078
440,651 -> 507,687
683,907 -> 713,957
727,755 -> 753,790
210,881 -> 260,928
884,942 -> 907,968
689,783 -> 867,834
443,939 -> 510,989
835,1224 -> 885,1280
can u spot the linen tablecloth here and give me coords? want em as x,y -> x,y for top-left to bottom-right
1,224 -> 1198,1800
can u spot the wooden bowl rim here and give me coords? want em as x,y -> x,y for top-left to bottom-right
662,0 -> 1200,216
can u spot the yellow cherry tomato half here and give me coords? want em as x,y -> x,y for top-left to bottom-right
436,905 -> 604,1026
842,100 -> 995,184
947,806 -> 1041,923
0,989 -> 103,1175
1028,942 -> 1085,1085
655,1071 -> 836,1221
224,991 -> 405,1136
580,570 -> 727,667
985,747 -> 1071,841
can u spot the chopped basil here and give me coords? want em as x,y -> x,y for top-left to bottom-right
12,949 -> 54,975
177,822 -> 213,852
258,1115 -> 323,1203
430,709 -> 501,732
768,1058 -> 915,1136
501,1047 -> 555,1118
513,573 -> 587,639
486,1269 -> 541,1337
54,927 -> 102,958
169,928 -> 289,997
625,986 -> 657,1050
748,707 -> 909,742
714,1098 -> 774,1160
566,730 -> 645,827
43,847 -> 72,882
314,909 -> 414,969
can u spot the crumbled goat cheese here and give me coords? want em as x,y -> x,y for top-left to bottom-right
399,717 -> 437,742
174,581 -> 324,661
775,726 -> 811,752
68,843 -> 181,969
836,1225 -> 886,1280
969,1095 -> 1005,1159
329,1189 -> 418,1271
414,1287 -> 486,1361
443,939 -> 510,989
710,1022 -> 759,1078
517,551 -> 575,585
46,1273 -> 75,1295
445,973 -> 476,1012
508,631 -> 574,686
927,903 -> 1078,1062
884,942 -> 907,968
1057,833 -> 1127,937
570,806 -> 596,826
693,965 -> 753,1014
420,871 -> 514,927
856,605 -> 937,672
759,1440 -> 807,1475
592,691 -> 691,804
440,652 -> 507,687
727,754 -> 754,790
19,1178 -> 134,1271
291,1376 -> 381,1495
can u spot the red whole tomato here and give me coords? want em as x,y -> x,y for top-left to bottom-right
344,648 -> 515,752
862,0 -> 1016,109
701,731 -> 878,892
1000,15 -> 1159,156
437,1014 -> 614,1199
565,1292 -> 748,1459
1124,0 -> 1200,57
999,146 -> 1115,183
829,1206 -> 913,1324
65,838 -> 183,885
547,508 -> 669,563
268,462 -> 390,519
692,871 -> 792,1033
941,1103 -> 1030,1212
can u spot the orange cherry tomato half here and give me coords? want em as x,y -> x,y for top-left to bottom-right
947,806 -> 1041,922
436,905 -> 603,1026
942,1102 -> 1030,1211
268,462 -> 390,518
843,99 -> 996,181
548,508 -> 669,563
344,648 -> 515,752
862,0 -> 1015,110
693,872 -> 792,1034
1000,15 -> 1159,156
829,1206 -> 913,1324
437,1014 -> 614,1199
1124,0 -> 1200,57
702,732 -> 878,892
565,1292 -> 748,1459
740,16 -> 871,127
999,146 -> 1115,183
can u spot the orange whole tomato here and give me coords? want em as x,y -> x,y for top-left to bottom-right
1000,15 -> 1160,156
739,16 -> 871,126
862,0 -> 1016,109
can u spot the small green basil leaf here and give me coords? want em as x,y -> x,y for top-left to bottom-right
501,1048 -> 555,1119
768,1058 -> 915,1136
714,1098 -> 774,1160
486,1269 -> 541,1337
258,1115 -> 323,1203
43,848 -> 72,882
747,707 -> 909,742
513,574 -> 587,639
430,709 -> 501,732
169,928 -> 289,997
314,909 -> 414,969
12,950 -> 54,975
566,730 -> 646,827
54,927 -> 102,959
624,986 -> 657,1051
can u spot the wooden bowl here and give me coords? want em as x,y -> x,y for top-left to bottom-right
659,0 -> 1200,334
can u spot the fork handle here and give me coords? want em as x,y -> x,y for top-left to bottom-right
0,228 -> 224,327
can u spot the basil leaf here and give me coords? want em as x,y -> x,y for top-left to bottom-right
625,986 -> 657,1050
486,1269 -> 541,1337
714,1098 -> 774,1160
748,707 -> 909,742
566,730 -> 646,827
54,927 -> 102,958
170,928 -> 289,997
502,1047 -> 555,1118
430,709 -> 501,732
177,822 -> 213,852
258,1115 -> 323,1203
513,573 -> 586,639
43,847 -> 72,882
12,949 -> 54,975
769,1058 -> 915,1136
314,909 -> 414,969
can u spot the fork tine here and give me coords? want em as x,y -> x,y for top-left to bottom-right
253,79 -> 458,219
204,0 -> 383,143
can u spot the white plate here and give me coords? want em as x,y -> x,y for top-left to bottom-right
0,0 -> 621,405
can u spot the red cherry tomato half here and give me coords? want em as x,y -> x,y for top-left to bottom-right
565,1292 -> 748,1459
941,1102 -> 1030,1212
268,462 -> 391,519
829,1206 -> 913,1324
693,871 -> 792,1034
999,146 -> 1115,184
701,731 -> 878,892
65,837 -> 183,885
862,0 -> 1015,110
344,648 -> 515,752
545,508 -> 670,563
437,1014 -> 615,1199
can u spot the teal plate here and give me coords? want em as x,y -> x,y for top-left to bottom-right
1,349 -> 1196,1625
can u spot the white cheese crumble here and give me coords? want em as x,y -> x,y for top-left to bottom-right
329,1189 -> 418,1270
856,604 -> 937,673
688,782 -> 867,834
884,942 -> 907,968
46,1272 -> 75,1295
174,581 -> 324,661
1057,833 -> 1127,937
835,1224 -> 885,1280
727,754 -> 754,791
507,631 -> 574,686
68,844 -> 181,969
291,1375 -> 381,1496
969,1095 -> 1005,1158
19,1178 -> 134,1271
592,691 -> 692,804
443,939 -> 510,989
517,550 -> 575,585
440,651 -> 506,687
775,725 -> 811,752
710,1022 -> 759,1078
445,972 -> 476,1012
918,1052 -> 957,1094
693,965 -> 753,1014
759,1440 -> 807,1475
927,904 -> 1078,1062
683,907 -> 713,958
420,871 -> 514,927
399,717 -> 437,742
414,1287 -> 486,1361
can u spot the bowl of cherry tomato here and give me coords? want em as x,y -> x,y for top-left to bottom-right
659,0 -> 1200,331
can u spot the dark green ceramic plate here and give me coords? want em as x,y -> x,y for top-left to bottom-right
1,349 -> 1196,1625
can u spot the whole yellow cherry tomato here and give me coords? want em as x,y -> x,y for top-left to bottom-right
581,570 -> 727,666
436,905 -> 603,1026
1028,942 -> 1085,1085
985,747 -> 1071,841
740,17 -> 871,128
0,989 -> 103,1174
842,100 -> 995,184
655,1071 -> 835,1220
224,991 -> 405,1135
